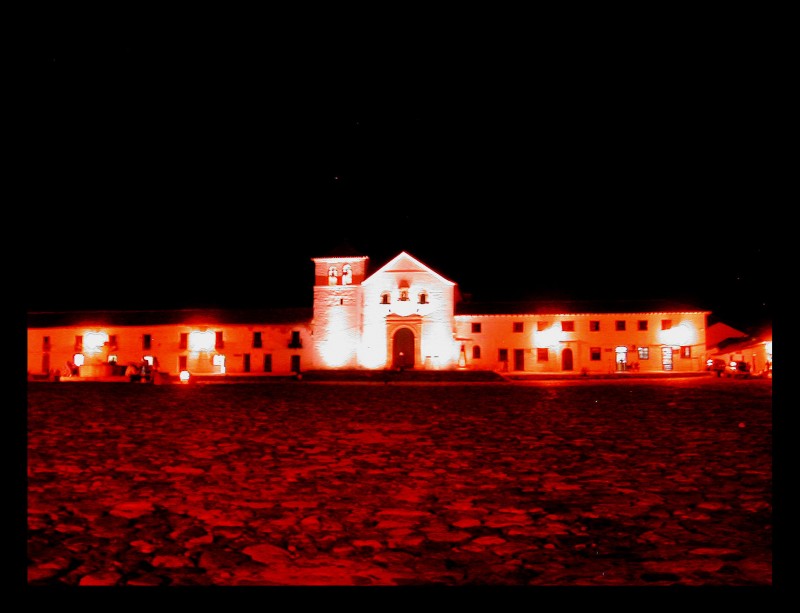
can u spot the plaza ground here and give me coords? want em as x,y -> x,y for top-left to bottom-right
27,376 -> 772,587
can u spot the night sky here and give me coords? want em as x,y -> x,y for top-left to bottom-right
29,27 -> 772,332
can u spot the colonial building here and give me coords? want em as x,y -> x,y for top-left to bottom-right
27,251 -> 711,379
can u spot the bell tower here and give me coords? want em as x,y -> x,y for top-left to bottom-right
311,253 -> 369,368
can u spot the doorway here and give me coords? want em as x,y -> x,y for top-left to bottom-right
393,328 -> 415,369
561,348 -> 574,371
514,349 -> 525,371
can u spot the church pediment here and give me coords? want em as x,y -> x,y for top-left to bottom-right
362,251 -> 455,287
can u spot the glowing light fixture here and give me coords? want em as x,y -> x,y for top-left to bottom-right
657,321 -> 697,347
73,353 -> 85,366
179,370 -> 190,383
534,325 -> 563,348
83,331 -> 109,353
189,330 -> 216,352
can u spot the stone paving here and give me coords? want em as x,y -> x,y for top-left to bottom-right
27,378 -> 772,586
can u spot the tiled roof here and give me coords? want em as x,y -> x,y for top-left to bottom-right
711,327 -> 772,353
27,308 -> 314,328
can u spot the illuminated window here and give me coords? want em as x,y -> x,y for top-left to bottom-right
399,289 -> 409,301
537,321 -> 547,332
143,334 -> 152,350
513,322 -> 524,333
263,354 -> 272,372
498,349 -> 508,362
661,319 -> 672,330
342,264 -> 352,286
615,321 -> 626,331
537,348 -> 549,361
381,292 -> 391,304
75,335 -> 83,351
561,321 -> 574,332
472,322 -> 482,333
108,355 -> 117,364
638,320 -> 648,331
638,347 -> 649,360
590,347 -> 601,361
328,266 -> 339,285
681,346 -> 691,358
215,331 -> 224,349
212,354 -> 225,366
253,332 -> 262,348
472,346 -> 481,359
590,321 -> 600,331
180,333 -> 188,349
418,292 -> 428,304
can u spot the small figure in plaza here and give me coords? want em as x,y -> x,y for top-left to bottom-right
126,362 -> 141,382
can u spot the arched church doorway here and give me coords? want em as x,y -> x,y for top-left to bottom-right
393,328 -> 415,370
561,347 -> 574,371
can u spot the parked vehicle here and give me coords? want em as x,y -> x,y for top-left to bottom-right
724,360 -> 751,378
706,358 -> 726,376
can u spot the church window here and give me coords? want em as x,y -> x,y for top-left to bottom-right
399,289 -> 409,301
328,266 -> 339,285
342,264 -> 352,285
381,292 -> 391,304
418,291 -> 428,304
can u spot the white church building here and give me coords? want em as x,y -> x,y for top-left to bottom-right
27,251 -> 710,379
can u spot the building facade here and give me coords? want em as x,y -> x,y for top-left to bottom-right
27,251 -> 710,378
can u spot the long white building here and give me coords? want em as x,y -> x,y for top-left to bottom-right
27,251 -> 710,378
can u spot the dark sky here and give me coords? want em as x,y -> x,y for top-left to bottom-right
29,28 -> 771,332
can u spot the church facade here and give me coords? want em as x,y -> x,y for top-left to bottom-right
27,251 -> 710,379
